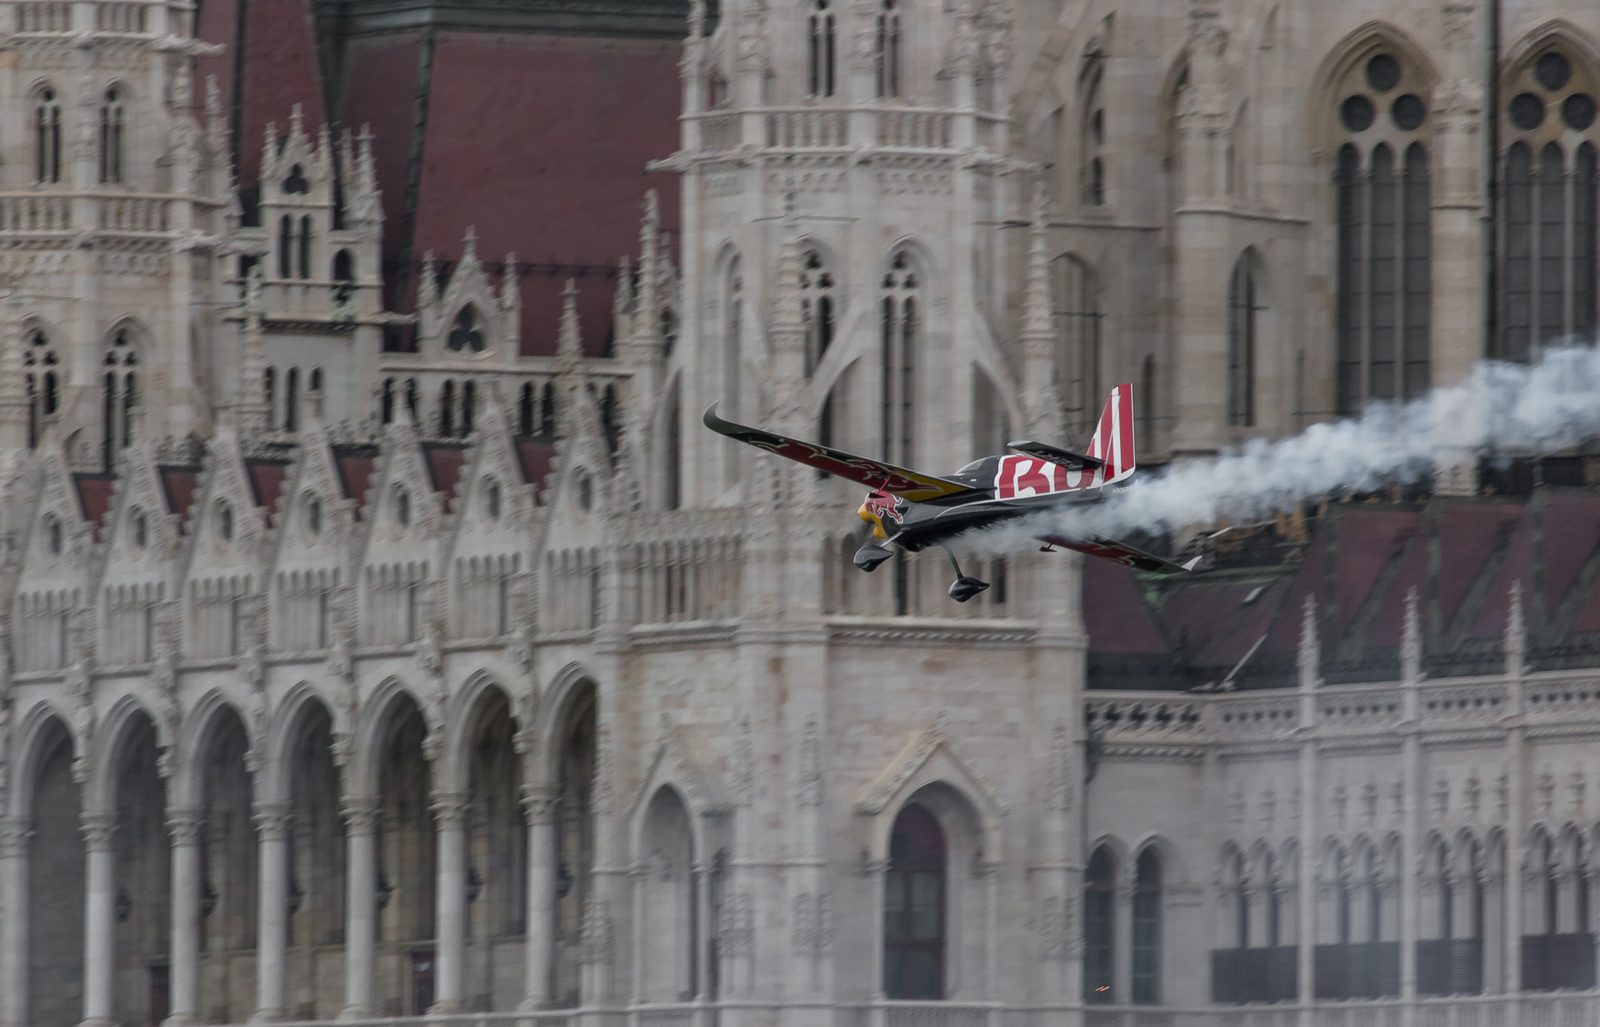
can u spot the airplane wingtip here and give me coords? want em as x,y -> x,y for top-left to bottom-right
702,402 -> 721,427
1181,554 -> 1204,572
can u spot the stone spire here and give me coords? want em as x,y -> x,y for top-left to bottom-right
1019,177 -> 1063,440
352,125 -> 383,227
1401,587 -> 1423,685
557,279 -> 583,369
418,250 -> 439,314
1297,594 -> 1320,727
501,253 -> 521,313
1506,580 -> 1525,681
636,190 -> 660,339
236,266 -> 270,430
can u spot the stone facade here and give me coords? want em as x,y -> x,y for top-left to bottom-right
4,2 -> 1600,1027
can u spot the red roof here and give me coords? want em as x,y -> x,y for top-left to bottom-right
1470,506 -> 1536,638
1543,494 -> 1600,609
423,443 -> 469,512
1436,502 -> 1524,629
246,461 -> 289,526
159,468 -> 200,530
335,452 -> 377,520
1082,559 -> 1168,655
1334,510 -> 1419,627
515,439 -> 557,496
72,474 -> 116,540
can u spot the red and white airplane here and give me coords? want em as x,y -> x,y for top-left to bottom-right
704,383 -> 1201,601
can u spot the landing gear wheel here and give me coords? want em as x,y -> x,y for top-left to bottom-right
948,576 -> 991,603
853,544 -> 895,572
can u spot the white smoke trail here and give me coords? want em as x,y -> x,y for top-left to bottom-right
981,343 -> 1600,548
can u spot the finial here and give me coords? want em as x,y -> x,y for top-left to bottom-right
558,279 -> 583,361
463,225 -> 478,263
1401,587 -> 1422,684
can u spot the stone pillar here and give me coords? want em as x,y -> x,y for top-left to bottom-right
432,792 -> 469,1013
0,817 -> 33,1027
80,812 -> 117,1027
255,803 -> 292,1021
340,798 -> 379,1019
166,807 -> 203,1026
520,788 -> 557,1010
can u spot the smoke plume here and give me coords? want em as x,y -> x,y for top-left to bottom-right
998,343 -> 1600,546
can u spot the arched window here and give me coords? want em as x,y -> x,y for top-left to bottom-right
283,163 -> 310,194
461,380 -> 476,436
660,307 -> 678,358
1227,253 -> 1259,427
265,367 -> 277,425
34,87 -> 62,184
102,329 -> 138,469
332,249 -> 354,283
1132,848 -> 1162,1004
880,251 -> 919,465
1498,46 -> 1600,360
278,216 -> 293,279
1230,849 -> 1250,948
640,788 -> 698,1001
883,803 -> 945,999
440,380 -> 456,436
1084,846 -> 1116,1003
405,378 -> 419,423
801,250 -> 835,374
99,86 -> 125,184
284,367 -> 299,432
664,378 -> 681,511
448,306 -> 486,352
874,0 -> 901,98
1333,49 -> 1431,414
540,381 -> 557,436
1050,254 -> 1101,439
723,258 -> 743,486
1081,61 -> 1106,206
518,382 -> 535,435
808,0 -> 836,98
298,215 -> 313,280
24,328 -> 59,449
381,378 -> 396,425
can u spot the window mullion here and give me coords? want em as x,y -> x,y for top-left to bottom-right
1360,158 -> 1374,406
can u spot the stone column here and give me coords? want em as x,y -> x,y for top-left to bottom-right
166,807 -> 203,1026
520,788 -> 557,1010
0,817 -> 33,1027
255,803 -> 292,1021
340,798 -> 379,1019
432,792 -> 469,1013
80,812 -> 117,1027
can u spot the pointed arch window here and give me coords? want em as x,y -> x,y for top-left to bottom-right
883,803 -> 945,999
664,378 -> 682,511
284,366 -> 299,432
278,216 -> 294,279
99,86 -> 125,184
881,251 -> 919,466
540,381 -> 557,436
518,382 -> 536,435
1084,846 -> 1116,1003
440,380 -> 456,436
1050,254 -> 1101,439
1497,46 -> 1600,361
448,306 -> 487,352
1227,253 -> 1260,427
34,87 -> 62,184
1333,50 -> 1431,414
1081,61 -> 1106,206
102,329 -> 138,470
381,377 -> 396,424
874,0 -> 901,98
298,215 -> 313,280
807,0 -> 836,98
723,258 -> 743,486
24,328 -> 59,449
461,380 -> 476,436
1132,848 -> 1162,1004
801,250 -> 835,374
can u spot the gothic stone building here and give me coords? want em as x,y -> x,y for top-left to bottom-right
7,1 -> 1600,1027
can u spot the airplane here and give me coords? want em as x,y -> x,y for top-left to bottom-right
702,383 -> 1203,602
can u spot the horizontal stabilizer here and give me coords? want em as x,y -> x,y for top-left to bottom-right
1006,439 -> 1105,471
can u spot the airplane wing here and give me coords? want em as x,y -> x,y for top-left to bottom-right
703,404 -> 979,502
1006,439 -> 1104,472
1036,532 -> 1202,577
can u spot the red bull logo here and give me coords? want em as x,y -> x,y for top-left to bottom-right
857,490 -> 906,539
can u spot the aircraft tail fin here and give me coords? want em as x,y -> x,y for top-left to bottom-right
1087,384 -> 1137,485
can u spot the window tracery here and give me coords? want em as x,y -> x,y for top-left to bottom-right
448,306 -> 487,353
1227,253 -> 1260,427
801,250 -> 835,374
34,86 -> 61,184
1081,62 -> 1106,206
1497,45 -> 1600,361
102,329 -> 138,470
1333,48 -> 1432,414
883,803 -> 945,999
874,0 -> 900,98
1050,254 -> 1100,439
808,0 -> 836,98
99,86 -> 124,184
24,328 -> 59,449
880,251 -> 918,466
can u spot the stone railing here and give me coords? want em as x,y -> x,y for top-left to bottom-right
1075,995 -> 1592,1027
877,109 -> 953,148
698,113 -> 741,151
99,196 -> 169,232
625,533 -> 742,625
15,1 -> 71,31
0,194 -> 72,232
95,1 -> 149,32
766,108 -> 848,148
1091,669 -> 1600,749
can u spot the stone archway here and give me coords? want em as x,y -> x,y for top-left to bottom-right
197,707 -> 256,1022
27,717 -> 83,1027
112,713 -> 171,1027
551,683 -> 595,1008
286,699 -> 344,1018
464,686 -> 524,1009
376,694 -> 435,1015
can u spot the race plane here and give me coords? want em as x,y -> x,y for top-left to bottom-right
703,383 -> 1202,602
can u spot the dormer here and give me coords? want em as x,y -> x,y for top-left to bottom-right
417,226 -> 521,367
